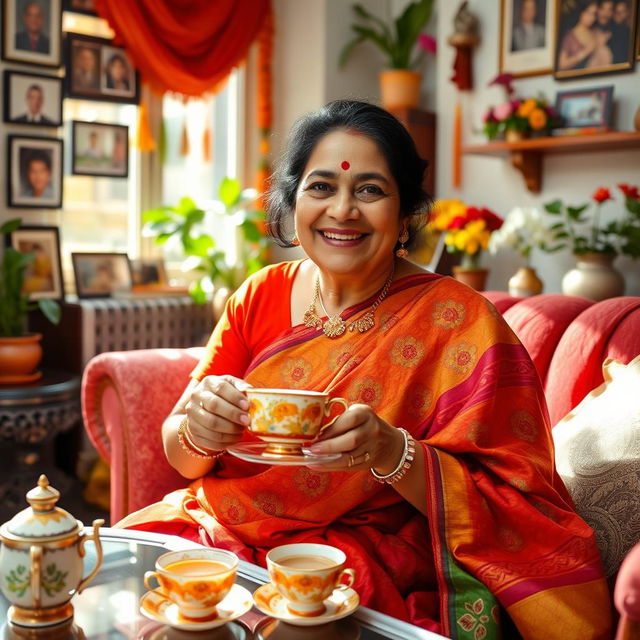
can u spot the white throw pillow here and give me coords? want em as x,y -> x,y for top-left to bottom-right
553,354 -> 640,577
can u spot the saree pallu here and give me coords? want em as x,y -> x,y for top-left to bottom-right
121,269 -> 612,639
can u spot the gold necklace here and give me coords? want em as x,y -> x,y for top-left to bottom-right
303,267 -> 395,338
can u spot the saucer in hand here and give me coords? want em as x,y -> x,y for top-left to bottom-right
140,584 -> 253,631
252,582 -> 360,626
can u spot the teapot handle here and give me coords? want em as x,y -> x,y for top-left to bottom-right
77,519 -> 105,594
30,545 -> 42,608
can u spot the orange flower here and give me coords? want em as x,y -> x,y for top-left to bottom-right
272,402 -> 298,422
301,403 -> 322,423
528,108 -> 547,130
517,98 -> 537,118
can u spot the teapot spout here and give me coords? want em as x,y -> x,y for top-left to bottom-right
77,519 -> 104,594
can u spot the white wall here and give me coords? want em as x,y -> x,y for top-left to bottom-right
436,2 -> 640,294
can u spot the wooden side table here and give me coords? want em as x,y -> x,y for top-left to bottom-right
0,370 -> 81,521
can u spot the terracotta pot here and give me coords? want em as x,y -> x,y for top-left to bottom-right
508,266 -> 543,297
379,70 -> 421,111
561,252 -> 624,301
0,333 -> 43,383
453,267 -> 489,291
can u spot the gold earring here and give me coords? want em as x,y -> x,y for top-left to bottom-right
292,236 -> 300,246
396,229 -> 409,258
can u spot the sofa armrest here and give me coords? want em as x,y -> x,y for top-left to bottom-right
81,347 -> 204,523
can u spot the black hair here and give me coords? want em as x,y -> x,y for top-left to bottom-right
107,53 -> 128,68
26,149 -> 51,172
266,99 -> 431,249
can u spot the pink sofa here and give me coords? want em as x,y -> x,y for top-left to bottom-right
81,294 -> 640,523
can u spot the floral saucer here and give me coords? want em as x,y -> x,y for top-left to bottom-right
227,442 -> 340,466
139,584 -> 253,631
252,583 -> 360,626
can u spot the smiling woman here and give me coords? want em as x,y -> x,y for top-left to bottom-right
118,100 -> 612,639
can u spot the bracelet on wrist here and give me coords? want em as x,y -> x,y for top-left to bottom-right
370,428 -> 415,484
177,417 -> 223,460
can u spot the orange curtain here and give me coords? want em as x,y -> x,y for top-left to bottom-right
94,0 -> 271,97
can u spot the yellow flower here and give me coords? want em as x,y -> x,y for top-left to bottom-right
430,199 -> 467,231
517,98 -> 537,118
528,108 -> 547,130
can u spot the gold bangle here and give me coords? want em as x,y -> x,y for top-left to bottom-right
177,417 -> 222,459
370,428 -> 415,484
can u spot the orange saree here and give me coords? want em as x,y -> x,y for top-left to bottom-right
121,262 -> 612,639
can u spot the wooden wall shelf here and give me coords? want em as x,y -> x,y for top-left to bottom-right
462,131 -> 640,193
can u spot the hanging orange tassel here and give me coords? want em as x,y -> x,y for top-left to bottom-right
255,1 -> 273,208
452,102 -> 462,189
180,118 -> 189,156
135,101 -> 156,152
203,121 -> 212,163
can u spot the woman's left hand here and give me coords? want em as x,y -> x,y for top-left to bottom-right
305,404 -> 404,472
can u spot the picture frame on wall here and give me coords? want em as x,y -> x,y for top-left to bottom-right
6,225 -> 64,301
554,85 -> 614,129
71,120 -> 129,177
62,0 -> 97,16
554,0 -> 637,79
7,135 -> 63,209
71,252 -> 133,298
500,0 -> 557,77
1,0 -> 62,67
65,33 -> 140,103
3,70 -> 63,127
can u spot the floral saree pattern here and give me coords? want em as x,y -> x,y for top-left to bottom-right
121,264 -> 611,639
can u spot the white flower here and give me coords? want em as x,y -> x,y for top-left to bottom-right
489,206 -> 551,259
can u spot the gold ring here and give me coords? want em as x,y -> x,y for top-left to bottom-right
348,454 -> 355,468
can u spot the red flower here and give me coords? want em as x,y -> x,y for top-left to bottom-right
592,187 -> 612,203
480,208 -> 504,231
465,206 -> 482,222
448,215 -> 467,229
618,183 -> 640,200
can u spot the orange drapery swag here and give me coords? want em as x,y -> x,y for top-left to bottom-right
94,0 -> 271,96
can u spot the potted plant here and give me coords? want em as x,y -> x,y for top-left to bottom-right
142,177 -> 270,317
339,1 -> 435,110
429,199 -> 503,291
544,184 -> 640,300
0,218 -> 61,382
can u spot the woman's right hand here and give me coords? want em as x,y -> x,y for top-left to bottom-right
185,375 -> 252,452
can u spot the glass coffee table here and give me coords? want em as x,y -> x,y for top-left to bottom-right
1,528 -> 445,640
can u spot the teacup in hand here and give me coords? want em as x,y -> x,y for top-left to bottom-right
246,388 -> 348,456
266,543 -> 356,617
144,548 -> 238,622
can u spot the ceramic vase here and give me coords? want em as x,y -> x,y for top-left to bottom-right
452,267 -> 489,291
561,252 -> 624,301
379,70 -> 421,110
505,129 -> 525,143
508,266 -> 543,297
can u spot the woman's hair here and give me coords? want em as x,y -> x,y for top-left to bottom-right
266,99 -> 432,248
107,53 -> 128,71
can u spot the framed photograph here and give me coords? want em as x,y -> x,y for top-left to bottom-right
6,225 -> 64,301
62,0 -> 97,16
1,0 -> 62,67
554,0 -> 637,79
130,259 -> 167,287
7,135 -> 63,208
72,121 -> 129,177
3,70 -> 63,127
500,0 -> 557,77
65,33 -> 139,103
71,252 -> 133,298
555,85 -> 614,128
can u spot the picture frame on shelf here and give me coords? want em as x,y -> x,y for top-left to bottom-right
1,0 -> 62,67
65,33 -> 139,103
554,0 -> 637,79
71,120 -> 129,177
499,0 -> 557,77
130,258 -> 167,287
62,0 -> 97,16
71,252 -> 133,298
7,134 -> 63,209
3,70 -> 63,127
6,225 -> 64,301
554,85 -> 614,129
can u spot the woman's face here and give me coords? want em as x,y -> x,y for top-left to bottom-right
579,4 -> 598,26
294,129 -> 402,279
110,59 -> 127,81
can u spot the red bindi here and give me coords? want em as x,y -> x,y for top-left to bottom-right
340,161 -> 350,170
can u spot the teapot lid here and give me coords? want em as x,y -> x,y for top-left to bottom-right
2,475 -> 80,540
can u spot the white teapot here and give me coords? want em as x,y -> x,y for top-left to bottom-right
0,475 -> 103,627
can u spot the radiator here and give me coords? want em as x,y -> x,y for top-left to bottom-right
78,296 -> 212,366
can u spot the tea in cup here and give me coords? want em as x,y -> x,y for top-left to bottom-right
266,543 -> 356,617
246,389 -> 349,456
144,548 -> 238,621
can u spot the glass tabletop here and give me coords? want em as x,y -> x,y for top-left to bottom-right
1,528 -> 443,640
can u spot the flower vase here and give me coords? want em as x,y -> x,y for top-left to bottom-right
505,129 -> 525,143
452,266 -> 489,291
561,252 -> 624,301
508,266 -> 543,297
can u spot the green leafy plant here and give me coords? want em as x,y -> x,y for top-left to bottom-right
0,219 -> 61,337
142,177 -> 270,304
544,184 -> 640,257
339,1 -> 435,70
